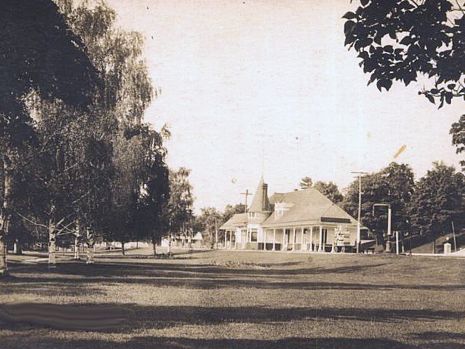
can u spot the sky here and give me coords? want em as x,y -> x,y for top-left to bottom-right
106,0 -> 463,212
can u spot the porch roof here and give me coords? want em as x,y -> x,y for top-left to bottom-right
219,213 -> 248,230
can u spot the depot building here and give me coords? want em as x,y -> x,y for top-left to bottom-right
220,178 -> 360,252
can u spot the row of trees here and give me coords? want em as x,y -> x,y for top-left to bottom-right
0,0 -> 197,274
310,162 -> 465,246
193,204 -> 246,247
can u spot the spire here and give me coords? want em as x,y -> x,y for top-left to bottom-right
249,177 -> 270,212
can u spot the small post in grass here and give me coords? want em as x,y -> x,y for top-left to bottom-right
452,221 -> 457,252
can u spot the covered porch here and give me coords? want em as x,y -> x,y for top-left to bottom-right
258,224 -> 355,252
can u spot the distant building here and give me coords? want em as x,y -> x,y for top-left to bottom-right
220,178 -> 360,252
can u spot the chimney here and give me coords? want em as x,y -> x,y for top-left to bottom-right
262,183 -> 268,211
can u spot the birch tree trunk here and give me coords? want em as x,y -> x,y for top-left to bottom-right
86,228 -> 94,264
0,155 -> 12,276
13,239 -> 22,255
48,221 -> 57,268
74,222 -> 81,260
74,235 -> 80,260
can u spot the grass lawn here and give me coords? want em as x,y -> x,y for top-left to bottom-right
1,249 -> 465,349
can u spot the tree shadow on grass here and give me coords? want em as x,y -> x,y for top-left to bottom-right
1,303 -> 464,332
408,328 -> 465,348
412,331 -> 465,340
0,336 -> 418,349
4,268 -> 465,292
7,258 -> 389,277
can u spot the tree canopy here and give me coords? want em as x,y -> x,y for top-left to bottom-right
0,0 -> 173,269
343,0 -> 465,167
409,162 -> 465,237
313,181 -> 344,204
0,0 -> 101,274
342,162 -> 415,244
299,177 -> 313,190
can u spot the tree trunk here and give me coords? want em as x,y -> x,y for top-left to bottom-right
152,235 -> 157,257
86,228 -> 94,264
121,241 -> 125,255
74,235 -> 80,260
0,238 -> 6,276
0,154 -> 12,276
86,244 -> 94,264
13,239 -> 22,255
74,221 -> 81,260
48,221 -> 57,268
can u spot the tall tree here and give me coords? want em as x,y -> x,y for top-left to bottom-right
194,207 -> 223,248
409,162 -> 465,242
223,203 -> 247,222
342,162 -> 415,245
343,0 -> 465,169
299,177 -> 313,190
451,115 -> 465,169
313,181 -> 344,203
0,0 -> 100,275
56,0 -> 159,258
167,168 -> 195,237
134,124 -> 170,256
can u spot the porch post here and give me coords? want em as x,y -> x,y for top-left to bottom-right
309,226 -> 313,252
263,229 -> 267,251
282,229 -> 286,251
272,229 -> 276,251
319,225 -> 323,252
230,230 -> 233,249
292,228 -> 296,251
301,227 -> 305,251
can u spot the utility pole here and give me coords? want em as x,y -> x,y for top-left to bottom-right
240,189 -> 251,212
452,221 -> 457,252
215,218 -> 218,249
351,171 -> 367,253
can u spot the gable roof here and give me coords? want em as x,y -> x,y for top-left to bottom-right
263,188 -> 357,227
219,213 -> 248,230
249,177 -> 271,212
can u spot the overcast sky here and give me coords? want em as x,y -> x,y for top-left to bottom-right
106,0 -> 463,212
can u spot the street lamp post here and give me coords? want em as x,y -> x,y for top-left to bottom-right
351,171 -> 367,253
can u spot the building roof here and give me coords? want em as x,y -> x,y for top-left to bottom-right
219,213 -> 248,230
262,188 -> 357,227
249,177 -> 271,212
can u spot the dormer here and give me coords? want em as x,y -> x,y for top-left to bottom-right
274,202 -> 293,219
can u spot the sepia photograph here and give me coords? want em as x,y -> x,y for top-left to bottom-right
1,0 -> 465,348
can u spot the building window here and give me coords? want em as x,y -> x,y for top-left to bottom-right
251,229 -> 258,242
